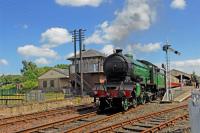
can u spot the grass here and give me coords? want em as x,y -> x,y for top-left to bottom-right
44,92 -> 65,101
0,84 -> 16,90
0,94 -> 25,105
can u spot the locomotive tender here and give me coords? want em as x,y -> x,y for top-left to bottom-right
93,49 -> 166,111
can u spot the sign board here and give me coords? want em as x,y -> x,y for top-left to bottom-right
189,90 -> 200,133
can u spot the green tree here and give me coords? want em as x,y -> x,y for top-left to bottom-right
19,60 -> 39,91
0,75 -> 23,85
54,64 -> 69,69
22,80 -> 38,91
37,66 -> 52,76
21,60 -> 38,81
191,71 -> 197,82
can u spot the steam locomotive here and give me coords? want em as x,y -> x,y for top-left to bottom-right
93,49 -> 166,111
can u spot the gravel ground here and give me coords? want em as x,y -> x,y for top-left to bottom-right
87,101 -> 188,132
0,104 -> 96,133
3,88 -> 191,133
39,100 -> 189,133
114,107 -> 188,133
160,119 -> 190,133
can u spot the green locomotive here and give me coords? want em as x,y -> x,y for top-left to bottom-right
93,49 -> 166,111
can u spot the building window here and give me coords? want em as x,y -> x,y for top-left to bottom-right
93,63 -> 98,72
43,81 -> 47,88
50,80 -> 54,87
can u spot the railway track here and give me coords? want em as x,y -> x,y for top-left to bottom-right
60,105 -> 145,133
90,104 -> 188,133
141,114 -> 189,133
16,105 -> 145,133
16,111 -> 98,133
159,114 -> 190,133
0,104 -> 95,133
0,102 -> 189,133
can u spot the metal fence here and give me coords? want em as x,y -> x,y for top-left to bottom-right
0,89 -> 65,106
25,90 -> 45,102
0,88 -> 17,96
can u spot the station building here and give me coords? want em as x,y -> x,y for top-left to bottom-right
38,68 -> 70,92
67,49 -> 106,94
170,69 -> 192,86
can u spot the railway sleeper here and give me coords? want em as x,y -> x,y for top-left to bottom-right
123,125 -> 148,132
133,123 -> 153,128
138,122 -> 159,128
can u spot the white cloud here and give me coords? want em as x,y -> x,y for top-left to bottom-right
85,21 -> 109,45
55,0 -> 104,7
17,45 -> 59,59
85,30 -> 106,45
171,58 -> 200,75
23,24 -> 28,29
41,27 -> 71,48
18,27 -> 72,64
104,0 -> 156,42
172,59 -> 200,67
126,43 -> 161,53
0,59 -> 8,66
101,44 -> 114,55
65,51 -> 80,59
86,0 -> 156,45
66,44 -> 113,59
65,53 -> 74,59
171,0 -> 186,10
34,58 -> 50,65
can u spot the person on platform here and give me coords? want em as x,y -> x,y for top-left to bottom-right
196,80 -> 199,88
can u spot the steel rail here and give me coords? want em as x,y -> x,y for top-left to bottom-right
17,111 -> 97,133
91,104 -> 188,133
0,103 -> 93,128
65,105 -> 145,133
0,109 -> 73,128
141,113 -> 189,133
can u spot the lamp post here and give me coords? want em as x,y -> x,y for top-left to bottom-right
162,42 -> 181,102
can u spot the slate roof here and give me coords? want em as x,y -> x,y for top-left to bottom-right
67,49 -> 106,60
38,68 -> 69,80
170,69 -> 191,79
53,68 -> 69,76
171,69 -> 191,76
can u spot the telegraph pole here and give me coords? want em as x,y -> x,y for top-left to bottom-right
72,30 -> 77,90
79,29 -> 86,96
71,29 -> 86,96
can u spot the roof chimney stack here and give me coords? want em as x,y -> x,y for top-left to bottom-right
82,44 -> 86,51
115,49 -> 122,54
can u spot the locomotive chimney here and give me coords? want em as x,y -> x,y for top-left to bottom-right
115,49 -> 123,54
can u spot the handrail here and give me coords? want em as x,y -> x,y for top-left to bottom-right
70,73 -> 93,90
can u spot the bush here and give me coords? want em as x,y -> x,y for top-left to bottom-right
1,84 -> 16,89
22,80 -> 38,92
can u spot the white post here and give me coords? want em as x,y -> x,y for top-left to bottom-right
166,50 -> 169,101
181,74 -> 183,89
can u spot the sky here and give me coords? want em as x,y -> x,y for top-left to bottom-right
0,0 -> 200,75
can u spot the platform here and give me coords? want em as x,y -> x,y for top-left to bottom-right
162,86 -> 194,103
173,86 -> 194,102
